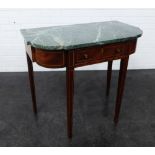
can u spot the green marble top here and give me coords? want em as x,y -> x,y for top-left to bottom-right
21,21 -> 142,51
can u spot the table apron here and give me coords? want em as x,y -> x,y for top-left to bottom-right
25,39 -> 137,68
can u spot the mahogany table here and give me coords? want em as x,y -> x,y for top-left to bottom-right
21,21 -> 142,138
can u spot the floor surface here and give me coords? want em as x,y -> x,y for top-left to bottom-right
0,70 -> 155,146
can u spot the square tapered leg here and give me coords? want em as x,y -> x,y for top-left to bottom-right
114,56 -> 129,125
26,53 -> 37,114
66,67 -> 74,138
106,61 -> 113,96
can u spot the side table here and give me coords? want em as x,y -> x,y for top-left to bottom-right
21,21 -> 142,138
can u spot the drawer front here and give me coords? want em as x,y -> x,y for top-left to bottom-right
74,40 -> 136,67
75,46 -> 102,64
74,43 -> 128,66
102,44 -> 125,58
34,49 -> 65,68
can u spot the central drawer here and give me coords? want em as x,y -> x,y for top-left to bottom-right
74,42 -> 127,66
75,46 -> 102,63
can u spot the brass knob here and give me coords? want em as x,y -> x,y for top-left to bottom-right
84,54 -> 88,59
116,48 -> 121,53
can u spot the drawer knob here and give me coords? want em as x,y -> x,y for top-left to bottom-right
116,48 -> 121,53
84,54 -> 88,59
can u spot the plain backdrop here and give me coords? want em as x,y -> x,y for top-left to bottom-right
0,9 -> 153,72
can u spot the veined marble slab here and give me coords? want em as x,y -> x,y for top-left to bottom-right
21,21 -> 142,51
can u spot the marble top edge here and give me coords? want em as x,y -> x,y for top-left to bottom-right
20,20 -> 142,51
30,36 -> 141,51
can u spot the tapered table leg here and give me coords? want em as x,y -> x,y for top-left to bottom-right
106,61 -> 113,96
114,56 -> 129,125
26,53 -> 37,114
66,67 -> 74,138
